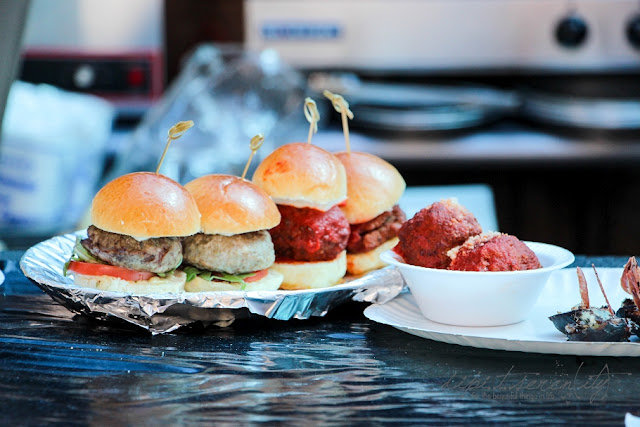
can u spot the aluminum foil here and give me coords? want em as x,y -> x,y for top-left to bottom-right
19,232 -> 405,334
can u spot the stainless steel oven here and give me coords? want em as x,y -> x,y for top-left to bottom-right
246,0 -> 640,132
245,0 -> 640,73
18,0 -> 164,120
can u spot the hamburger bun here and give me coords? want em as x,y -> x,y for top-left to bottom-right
90,172 -> 200,239
272,251 -> 347,290
73,270 -> 188,294
334,151 -> 406,224
252,142 -> 347,211
346,237 -> 399,276
184,269 -> 284,292
185,174 -> 281,236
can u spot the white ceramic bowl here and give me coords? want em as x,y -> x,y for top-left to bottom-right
380,242 -> 575,327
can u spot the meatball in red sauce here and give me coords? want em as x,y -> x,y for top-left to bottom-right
448,232 -> 542,272
396,199 -> 482,269
270,205 -> 349,262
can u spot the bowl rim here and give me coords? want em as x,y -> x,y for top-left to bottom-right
380,241 -> 575,276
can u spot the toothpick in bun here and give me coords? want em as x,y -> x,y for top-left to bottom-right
252,142 -> 350,289
181,174 -> 283,292
335,151 -> 407,275
64,172 -> 201,294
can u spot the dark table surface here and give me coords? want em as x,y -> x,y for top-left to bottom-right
1,249 -> 639,426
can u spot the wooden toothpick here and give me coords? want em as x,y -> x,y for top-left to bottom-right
155,120 -> 194,174
323,90 -> 354,153
304,97 -> 320,144
241,134 -> 264,180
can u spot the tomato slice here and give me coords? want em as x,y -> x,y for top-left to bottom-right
67,261 -> 155,281
244,269 -> 269,283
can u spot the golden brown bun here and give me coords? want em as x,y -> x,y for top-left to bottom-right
73,271 -> 187,294
346,237 -> 399,276
185,174 -> 281,235
273,251 -> 347,290
184,269 -> 283,292
335,151 -> 406,224
252,142 -> 347,211
90,172 -> 200,239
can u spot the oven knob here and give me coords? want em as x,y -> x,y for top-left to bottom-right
627,15 -> 640,49
555,15 -> 588,48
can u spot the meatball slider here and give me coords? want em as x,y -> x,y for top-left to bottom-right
252,142 -> 350,290
182,174 -> 283,291
334,151 -> 407,275
65,172 -> 201,293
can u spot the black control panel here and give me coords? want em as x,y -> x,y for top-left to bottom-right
19,55 -> 158,97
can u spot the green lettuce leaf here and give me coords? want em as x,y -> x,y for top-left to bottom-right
182,265 -> 257,290
63,236 -> 103,276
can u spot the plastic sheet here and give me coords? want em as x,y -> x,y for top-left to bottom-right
107,44 -> 308,185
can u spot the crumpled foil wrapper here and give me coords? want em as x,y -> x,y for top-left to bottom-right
19,233 -> 405,334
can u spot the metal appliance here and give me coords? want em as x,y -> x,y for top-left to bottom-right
245,0 -> 640,73
246,0 -> 640,132
18,0 -> 164,119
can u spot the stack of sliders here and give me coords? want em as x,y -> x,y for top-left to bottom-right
181,174 -> 284,291
64,172 -> 201,293
334,151 -> 407,275
252,142 -> 350,290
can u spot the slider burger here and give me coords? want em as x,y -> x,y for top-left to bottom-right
64,172 -> 201,293
335,151 -> 407,275
252,142 -> 349,289
181,174 -> 283,291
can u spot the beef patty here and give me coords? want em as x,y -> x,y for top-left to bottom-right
81,225 -> 183,274
347,204 -> 406,254
182,230 -> 275,275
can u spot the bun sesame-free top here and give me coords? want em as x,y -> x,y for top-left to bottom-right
91,172 -> 201,239
252,142 -> 347,211
185,174 -> 280,236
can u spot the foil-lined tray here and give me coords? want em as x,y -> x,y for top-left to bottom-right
19,232 -> 405,334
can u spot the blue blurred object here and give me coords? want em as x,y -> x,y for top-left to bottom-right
0,81 -> 115,239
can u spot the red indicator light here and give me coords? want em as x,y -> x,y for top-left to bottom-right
127,67 -> 145,87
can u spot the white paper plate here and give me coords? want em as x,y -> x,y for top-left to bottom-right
364,267 -> 640,356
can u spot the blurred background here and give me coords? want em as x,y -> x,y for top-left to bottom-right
0,0 -> 639,256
